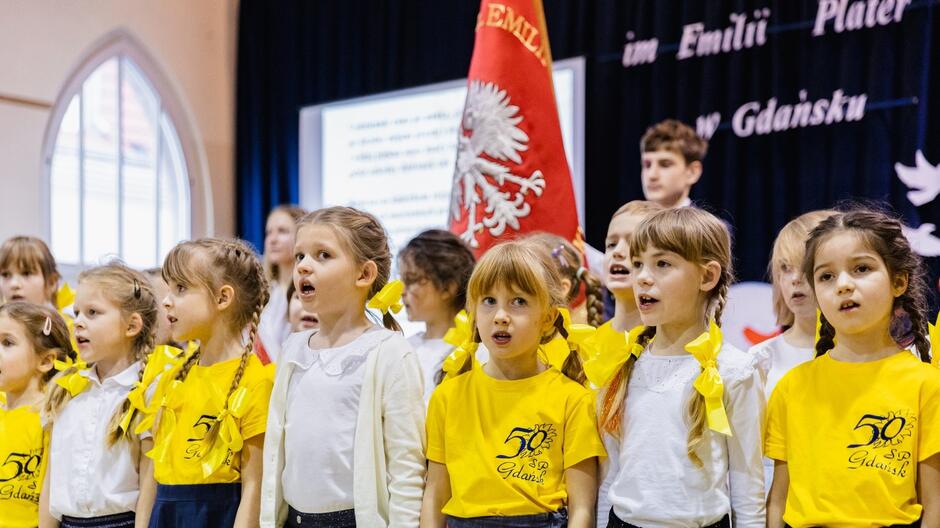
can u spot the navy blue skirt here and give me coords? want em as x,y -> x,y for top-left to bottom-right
148,483 -> 241,528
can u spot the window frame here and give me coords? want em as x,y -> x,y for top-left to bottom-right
40,29 -> 211,274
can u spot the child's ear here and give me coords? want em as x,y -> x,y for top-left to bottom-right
124,312 -> 143,338
686,160 -> 703,186
356,261 -> 378,289
216,284 -> 235,311
892,272 -> 909,298
541,306 -> 559,336
37,350 -> 56,376
699,261 -> 722,292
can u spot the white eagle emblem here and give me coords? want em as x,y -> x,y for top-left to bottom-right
450,80 -> 546,248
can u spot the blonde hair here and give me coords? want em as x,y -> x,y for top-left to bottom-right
0,236 -> 60,305
601,207 -> 733,467
453,240 -> 585,383
263,205 -> 307,283
611,200 -> 665,220
298,206 -> 401,332
162,238 -> 269,449
523,232 -> 605,327
768,210 -> 837,326
45,263 -> 158,445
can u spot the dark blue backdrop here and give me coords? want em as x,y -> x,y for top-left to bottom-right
236,0 -> 939,302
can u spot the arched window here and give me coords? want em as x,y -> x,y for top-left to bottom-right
44,32 -> 197,269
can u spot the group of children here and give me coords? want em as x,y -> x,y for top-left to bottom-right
0,119 -> 937,528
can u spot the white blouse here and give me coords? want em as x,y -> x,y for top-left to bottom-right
49,362 -> 147,520
406,333 -> 453,404
605,344 -> 765,528
281,328 -> 388,513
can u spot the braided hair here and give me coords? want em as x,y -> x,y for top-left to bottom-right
802,209 -> 931,361
162,238 -> 270,448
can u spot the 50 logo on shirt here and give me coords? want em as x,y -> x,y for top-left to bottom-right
846,410 -> 916,478
495,424 -> 556,485
0,449 -> 42,483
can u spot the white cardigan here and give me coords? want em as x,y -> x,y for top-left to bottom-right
260,329 -> 427,527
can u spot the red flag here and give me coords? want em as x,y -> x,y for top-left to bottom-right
449,0 -> 579,256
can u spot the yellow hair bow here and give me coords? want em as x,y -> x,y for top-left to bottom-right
685,320 -> 732,436
53,355 -> 90,397
200,387 -> 250,477
442,311 -> 477,380
929,312 -> 939,367
539,308 -> 597,370
367,280 -> 404,315
119,344 -> 188,435
146,379 -> 186,463
57,283 -> 75,311
583,324 -> 645,388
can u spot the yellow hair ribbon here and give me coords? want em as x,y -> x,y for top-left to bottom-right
200,387 -> 250,477
582,324 -> 645,388
929,312 -> 939,367
145,379 -> 186,463
119,344 -> 187,435
441,310 -> 477,380
53,355 -> 90,397
0,392 -> 6,406
56,283 -> 75,311
539,308 -> 597,370
685,320 -> 732,436
367,280 -> 404,315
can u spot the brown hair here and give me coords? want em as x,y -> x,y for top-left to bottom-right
0,236 -> 60,305
452,240 -> 586,384
601,207 -> 733,467
264,204 -> 307,282
45,263 -> 158,444
0,302 -> 74,387
768,210 -> 837,327
640,119 -> 708,165
523,232 -> 604,328
162,238 -> 270,448
398,229 -> 476,314
298,206 -> 401,331
803,209 -> 931,360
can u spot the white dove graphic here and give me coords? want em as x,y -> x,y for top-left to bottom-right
902,224 -> 940,257
895,150 -> 940,206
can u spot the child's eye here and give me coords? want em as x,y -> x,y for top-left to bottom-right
481,297 -> 496,306
511,297 -> 528,307
1,338 -> 13,347
317,251 -> 330,259
0,272 -> 9,279
605,241 -> 616,250
855,264 -> 871,273
817,272 -> 833,282
295,252 -> 305,262
177,284 -> 186,293
656,260 -> 670,268
631,261 -> 642,270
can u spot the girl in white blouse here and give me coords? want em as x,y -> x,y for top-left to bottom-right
40,264 -> 159,528
594,207 -> 765,528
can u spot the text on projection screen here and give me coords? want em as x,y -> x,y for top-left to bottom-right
304,65 -> 579,254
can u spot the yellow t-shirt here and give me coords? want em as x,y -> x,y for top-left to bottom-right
765,351 -> 940,527
426,364 -> 606,518
152,354 -> 274,485
0,405 -> 47,528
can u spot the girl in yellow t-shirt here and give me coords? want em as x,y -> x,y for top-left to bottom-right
421,239 -> 607,528
148,238 -> 274,528
765,209 -> 940,528
0,303 -> 73,528
42,264 -> 161,528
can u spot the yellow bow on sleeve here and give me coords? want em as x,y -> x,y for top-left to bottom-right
367,280 -> 404,315
200,386 -> 250,477
583,324 -> 646,388
53,355 -> 90,397
441,311 -> 477,380
119,344 -> 187,435
685,320 -> 732,436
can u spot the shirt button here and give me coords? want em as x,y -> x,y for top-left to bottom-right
296,515 -> 302,524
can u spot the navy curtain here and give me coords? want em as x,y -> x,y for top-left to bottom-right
236,0 -> 939,301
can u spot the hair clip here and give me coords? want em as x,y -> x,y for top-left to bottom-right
133,279 -> 141,299
576,267 -> 587,280
551,244 -> 571,269
43,316 -> 52,336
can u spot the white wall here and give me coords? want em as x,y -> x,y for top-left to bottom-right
0,0 -> 237,243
